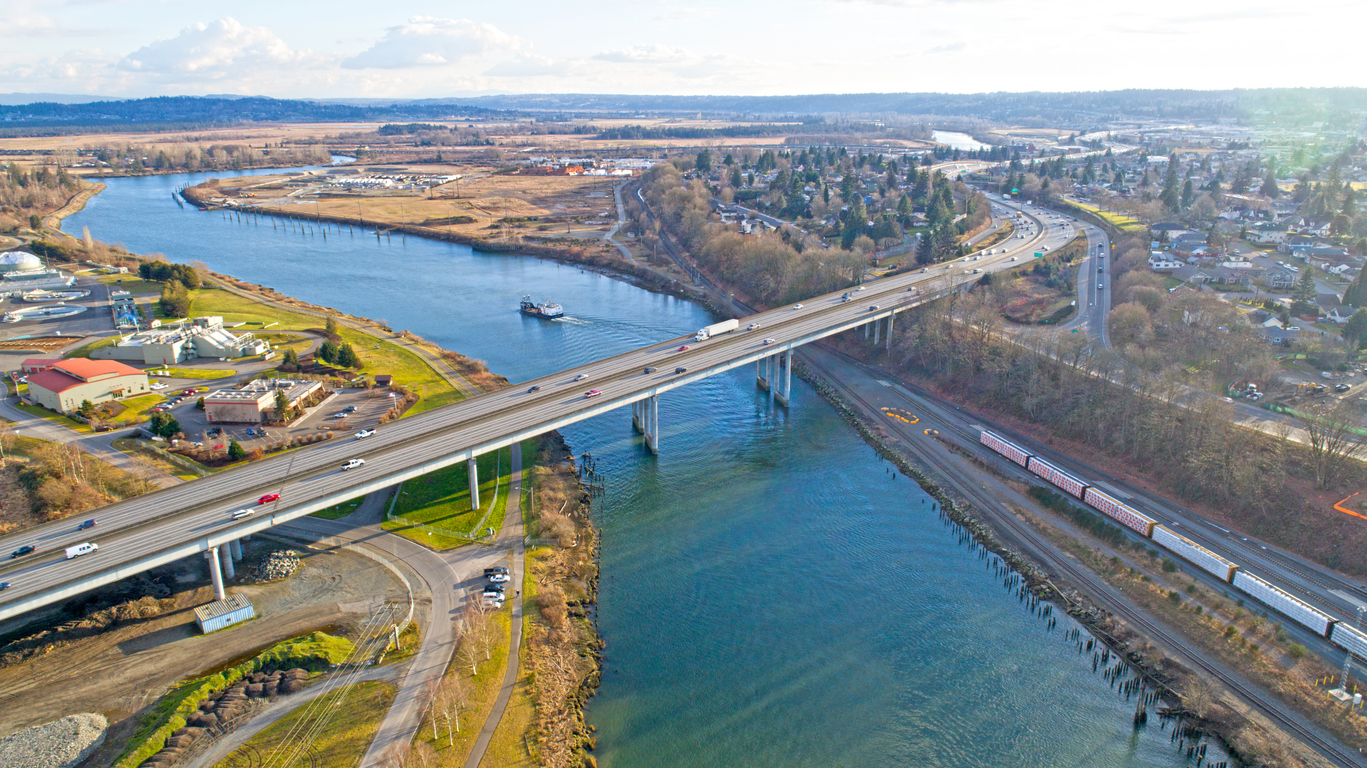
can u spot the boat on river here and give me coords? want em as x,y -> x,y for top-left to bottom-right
520,295 -> 564,319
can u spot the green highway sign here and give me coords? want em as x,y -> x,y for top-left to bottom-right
1033,252 -> 1043,258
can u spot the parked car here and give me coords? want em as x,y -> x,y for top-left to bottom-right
585,389 -> 602,398
343,405 -> 357,413
487,571 -> 511,583
484,566 -> 508,576
355,429 -> 376,438
484,581 -> 506,592
257,493 -> 280,504
77,519 -> 96,531
10,545 -> 35,559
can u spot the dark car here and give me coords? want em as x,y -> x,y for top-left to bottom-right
675,367 -> 688,374
0,582 -> 9,592
10,545 -> 35,559
527,385 -> 541,393
483,566 -> 508,576
77,519 -> 96,531
484,581 -> 506,592
343,405 -> 357,413
644,367 -> 657,374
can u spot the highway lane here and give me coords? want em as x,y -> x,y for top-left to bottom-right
0,190 -> 1078,619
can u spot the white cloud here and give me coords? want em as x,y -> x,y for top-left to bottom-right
484,54 -> 572,78
117,18 -> 308,79
927,41 -> 967,54
593,44 -> 692,64
342,17 -> 521,69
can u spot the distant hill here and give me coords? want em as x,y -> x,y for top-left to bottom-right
0,93 -> 117,106
0,96 -> 503,130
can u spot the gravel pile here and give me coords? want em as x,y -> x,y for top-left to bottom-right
0,713 -> 107,768
247,550 -> 301,583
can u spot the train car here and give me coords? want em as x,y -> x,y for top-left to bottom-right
1026,456 -> 1087,499
1331,622 -> 1367,661
980,430 -> 1030,467
1152,526 -> 1239,583
1081,487 -> 1157,538
1232,571 -> 1336,638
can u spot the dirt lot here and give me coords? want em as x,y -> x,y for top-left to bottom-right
0,535 -> 418,755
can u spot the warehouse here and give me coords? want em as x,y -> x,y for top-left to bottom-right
94,316 -> 271,365
194,594 -> 255,634
25,359 -> 150,414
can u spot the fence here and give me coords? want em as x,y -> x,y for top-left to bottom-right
384,450 -> 502,542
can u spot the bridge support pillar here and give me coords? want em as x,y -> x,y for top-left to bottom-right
756,357 -> 769,391
206,546 -> 226,601
775,349 -> 793,406
863,322 -> 869,339
222,548 -> 235,580
229,539 -> 242,562
644,395 -> 660,454
873,318 -> 881,345
886,314 -> 895,351
632,400 -> 643,433
468,457 -> 480,511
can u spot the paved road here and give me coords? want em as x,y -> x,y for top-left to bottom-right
602,183 -> 636,264
0,212 -> 1073,621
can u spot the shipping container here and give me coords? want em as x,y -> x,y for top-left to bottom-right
980,430 -> 1030,467
1026,456 -> 1087,499
1082,487 -> 1157,537
1331,622 -> 1367,661
1232,570 -> 1335,638
1152,526 -> 1238,583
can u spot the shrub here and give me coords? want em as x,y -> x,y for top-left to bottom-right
1161,558 -> 1178,573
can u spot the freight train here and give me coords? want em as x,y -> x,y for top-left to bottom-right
979,430 -> 1367,660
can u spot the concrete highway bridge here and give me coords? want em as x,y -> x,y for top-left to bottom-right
0,198 -> 1073,623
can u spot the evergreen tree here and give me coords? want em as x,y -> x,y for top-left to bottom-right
1160,165 -> 1181,211
1292,265 -> 1317,316
274,389 -> 290,422
228,439 -> 247,461
1261,172 -> 1280,198
1344,309 -> 1367,349
336,342 -> 360,369
318,340 -> 338,365
1181,179 -> 1195,208
282,348 -> 300,370
1343,268 -> 1367,308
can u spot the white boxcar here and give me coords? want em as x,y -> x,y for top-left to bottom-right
1152,526 -> 1238,583
980,430 -> 1030,467
1026,456 -> 1087,499
1232,570 -> 1335,638
1082,487 -> 1157,537
1331,622 -> 1367,660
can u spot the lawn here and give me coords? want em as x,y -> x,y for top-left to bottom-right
313,496 -> 366,520
12,402 -> 91,433
111,437 -> 204,480
478,548 -> 543,768
65,335 -> 120,359
158,367 -> 237,380
188,286 -> 460,413
382,444 -> 516,549
412,603 -> 515,767
96,393 -> 162,426
93,275 -> 165,295
1067,200 -> 1143,232
215,681 -> 394,768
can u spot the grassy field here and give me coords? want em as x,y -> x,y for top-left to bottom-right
214,681 -> 394,768
65,335 -> 120,359
93,275 -> 165,295
479,547 -> 543,768
1067,200 -> 1144,232
111,437 -> 203,480
187,286 -> 460,413
383,444 -> 516,549
97,393 -> 162,426
412,604 -> 515,767
313,496 -> 366,520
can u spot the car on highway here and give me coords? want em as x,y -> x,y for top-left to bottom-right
855,286 -> 865,291
574,373 -> 588,381
677,345 -> 690,352
747,322 -> 761,330
762,338 -> 776,345
792,303 -> 803,309
342,458 -> 366,471
0,582 -> 9,592
232,509 -> 255,519
675,366 -> 687,374
10,544 -> 35,559
1098,282 -> 1104,289
527,385 -> 541,392
584,389 -> 602,398
257,493 -> 281,505
355,429 -> 375,439
644,366 -> 657,374
77,519 -> 96,531
1009,256 -> 1017,261
869,304 -> 881,310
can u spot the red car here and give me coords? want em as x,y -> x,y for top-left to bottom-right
584,389 -> 602,398
677,345 -> 690,352
257,493 -> 281,504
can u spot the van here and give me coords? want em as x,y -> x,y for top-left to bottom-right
65,542 -> 98,560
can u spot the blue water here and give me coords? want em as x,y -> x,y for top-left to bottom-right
64,171 -> 1223,767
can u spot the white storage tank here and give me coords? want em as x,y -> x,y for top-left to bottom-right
194,594 -> 255,634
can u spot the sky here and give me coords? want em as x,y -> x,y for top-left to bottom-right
0,0 -> 1360,100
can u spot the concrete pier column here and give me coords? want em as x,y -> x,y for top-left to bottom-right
468,457 -> 480,511
873,317 -> 881,345
757,356 -> 770,391
229,538 -> 242,561
886,314 -> 895,351
776,349 -> 793,406
222,549 -> 236,580
863,322 -> 870,339
632,400 -> 643,432
207,546 -> 226,601
645,395 -> 660,454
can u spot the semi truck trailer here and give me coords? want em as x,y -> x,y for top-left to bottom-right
694,319 -> 740,342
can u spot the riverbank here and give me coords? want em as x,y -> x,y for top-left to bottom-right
42,180 -> 106,233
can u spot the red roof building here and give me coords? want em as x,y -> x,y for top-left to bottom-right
26,359 -> 150,414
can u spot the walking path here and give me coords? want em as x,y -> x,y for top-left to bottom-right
463,446 -> 525,768
602,183 -> 636,264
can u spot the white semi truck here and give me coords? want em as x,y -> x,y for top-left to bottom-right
694,319 -> 740,342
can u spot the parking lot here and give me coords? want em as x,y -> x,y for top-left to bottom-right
165,386 -> 397,451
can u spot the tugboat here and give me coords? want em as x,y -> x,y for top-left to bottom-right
519,295 -> 564,319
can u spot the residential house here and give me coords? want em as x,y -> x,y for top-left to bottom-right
1326,306 -> 1358,324
1148,252 -> 1184,272
1247,222 -> 1288,245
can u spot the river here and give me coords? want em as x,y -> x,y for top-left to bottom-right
932,130 -> 990,152
64,169 -> 1224,767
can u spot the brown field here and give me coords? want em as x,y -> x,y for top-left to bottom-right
0,122 -> 378,154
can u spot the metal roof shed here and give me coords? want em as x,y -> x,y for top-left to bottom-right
194,594 -> 255,634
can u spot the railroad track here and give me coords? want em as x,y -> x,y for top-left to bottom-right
805,352 -> 1365,768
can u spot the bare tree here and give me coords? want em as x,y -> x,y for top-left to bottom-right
1297,401 -> 1367,488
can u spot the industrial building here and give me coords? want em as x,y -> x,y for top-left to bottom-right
25,358 -> 150,413
203,379 -> 323,424
93,316 -> 271,366
193,593 -> 254,634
